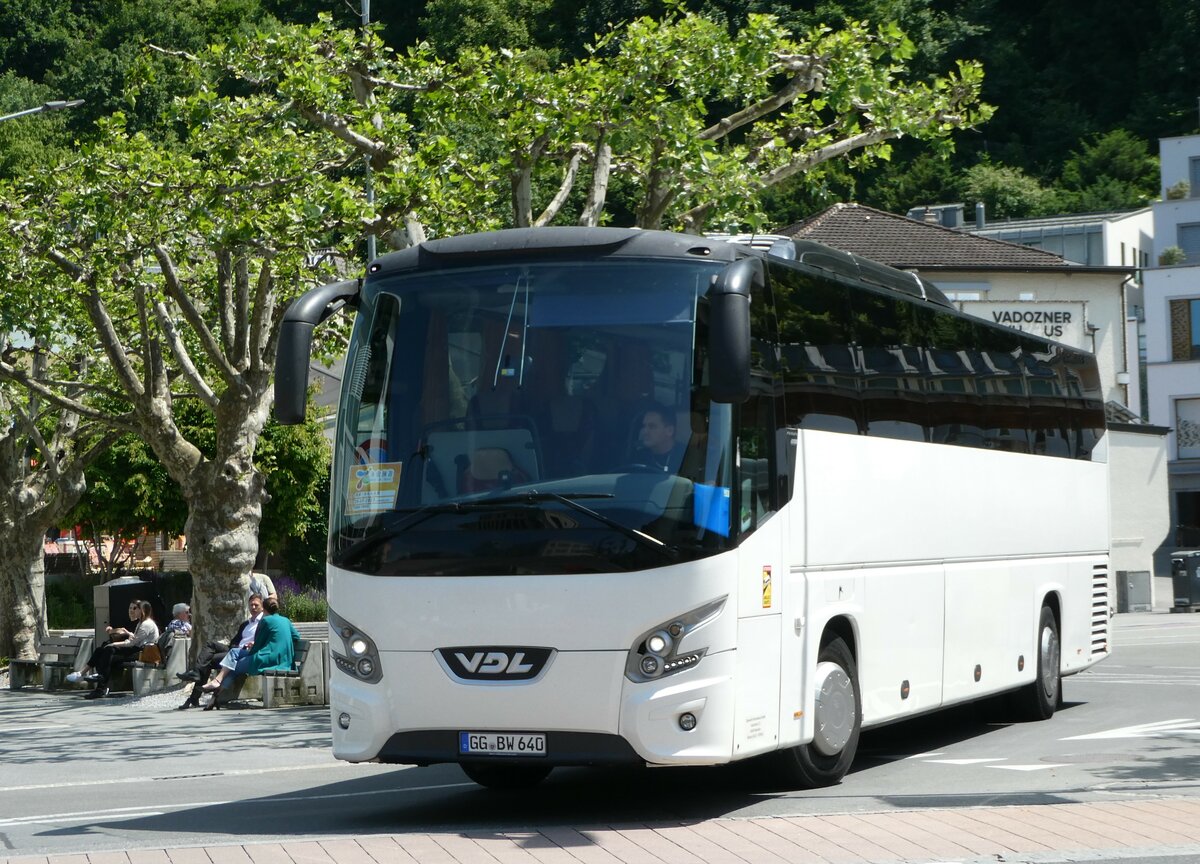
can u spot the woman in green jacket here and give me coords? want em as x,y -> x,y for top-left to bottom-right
202,595 -> 301,692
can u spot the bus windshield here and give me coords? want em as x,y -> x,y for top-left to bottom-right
330,258 -> 735,576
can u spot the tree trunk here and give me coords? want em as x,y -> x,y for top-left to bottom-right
0,527 -> 49,660
182,455 -> 268,649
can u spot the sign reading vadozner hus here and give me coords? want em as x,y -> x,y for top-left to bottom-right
959,301 -> 1087,348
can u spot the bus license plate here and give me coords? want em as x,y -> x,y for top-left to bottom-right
459,732 -> 546,757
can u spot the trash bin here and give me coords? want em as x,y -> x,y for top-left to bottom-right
1169,551 -> 1200,609
1116,570 -> 1152,613
92,577 -> 166,646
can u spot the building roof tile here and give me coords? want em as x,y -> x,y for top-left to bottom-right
777,203 -> 1074,269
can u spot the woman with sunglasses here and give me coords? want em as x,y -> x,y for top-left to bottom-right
68,599 -> 160,699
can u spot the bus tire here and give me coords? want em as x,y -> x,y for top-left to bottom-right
1015,604 -> 1060,721
772,635 -> 861,788
461,762 -> 552,790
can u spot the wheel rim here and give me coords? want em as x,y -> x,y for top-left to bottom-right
813,660 -> 854,756
1039,623 -> 1060,699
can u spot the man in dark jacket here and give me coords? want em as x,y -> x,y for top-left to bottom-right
175,593 -> 264,709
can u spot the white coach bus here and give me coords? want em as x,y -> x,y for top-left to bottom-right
275,227 -> 1110,789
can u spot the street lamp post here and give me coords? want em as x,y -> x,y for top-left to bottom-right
0,99 -> 85,124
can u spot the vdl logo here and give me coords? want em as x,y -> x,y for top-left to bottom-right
436,646 -> 555,683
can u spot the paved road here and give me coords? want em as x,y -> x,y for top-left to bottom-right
2,612 -> 1198,863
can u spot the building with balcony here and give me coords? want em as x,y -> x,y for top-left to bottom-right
1144,134 -> 1200,557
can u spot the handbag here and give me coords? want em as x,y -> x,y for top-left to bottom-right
139,644 -> 163,664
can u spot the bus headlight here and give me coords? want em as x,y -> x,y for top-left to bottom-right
329,608 -> 384,684
625,596 -> 726,683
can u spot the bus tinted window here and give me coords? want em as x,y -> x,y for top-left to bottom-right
772,265 -> 862,434
850,287 -> 926,442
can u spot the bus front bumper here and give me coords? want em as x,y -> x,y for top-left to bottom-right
330,649 -> 737,767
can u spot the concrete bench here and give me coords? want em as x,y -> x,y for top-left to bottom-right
120,634 -> 190,695
9,635 -> 87,690
218,621 -> 329,708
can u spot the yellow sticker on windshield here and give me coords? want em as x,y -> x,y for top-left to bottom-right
347,462 -> 403,514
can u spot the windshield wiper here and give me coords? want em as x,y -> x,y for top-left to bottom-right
336,491 -> 680,567
480,490 -> 680,561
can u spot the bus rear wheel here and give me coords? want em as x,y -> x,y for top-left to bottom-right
1014,604 -> 1060,721
771,635 -> 860,788
461,762 -> 552,790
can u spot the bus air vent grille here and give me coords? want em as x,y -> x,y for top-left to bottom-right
1090,564 -> 1110,657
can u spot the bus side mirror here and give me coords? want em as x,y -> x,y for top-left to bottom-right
708,257 -> 759,404
274,278 -> 361,424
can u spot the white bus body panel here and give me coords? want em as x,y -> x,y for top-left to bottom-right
793,430 -> 1109,736
328,562 -> 744,765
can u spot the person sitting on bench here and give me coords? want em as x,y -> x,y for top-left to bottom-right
200,596 -> 301,708
68,600 -> 160,700
175,593 -> 264,710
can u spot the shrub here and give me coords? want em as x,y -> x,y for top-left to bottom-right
1159,245 -> 1187,266
278,586 -> 328,622
46,581 -> 93,629
1166,180 -> 1190,200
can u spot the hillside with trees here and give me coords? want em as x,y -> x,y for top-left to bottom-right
2,0 -> 1196,219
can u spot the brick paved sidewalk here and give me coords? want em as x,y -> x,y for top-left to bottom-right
5,797 -> 1199,864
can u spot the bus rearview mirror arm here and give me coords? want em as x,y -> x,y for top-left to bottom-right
274,278 -> 362,425
708,257 -> 759,404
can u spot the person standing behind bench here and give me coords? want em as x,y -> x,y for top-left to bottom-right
201,596 -> 301,706
68,600 -> 160,699
175,593 -> 263,710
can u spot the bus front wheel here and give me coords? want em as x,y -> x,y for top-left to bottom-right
772,635 -> 861,788
461,762 -> 552,790
1015,604 -> 1060,721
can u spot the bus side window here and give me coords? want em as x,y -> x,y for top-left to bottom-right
771,264 -> 862,434
738,393 -> 775,534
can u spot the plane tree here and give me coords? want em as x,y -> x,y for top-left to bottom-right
0,9 -> 988,648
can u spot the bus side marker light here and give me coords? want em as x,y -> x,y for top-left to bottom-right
793,711 -> 804,719
900,680 -> 910,700
974,665 -> 982,682
1018,655 -> 1025,671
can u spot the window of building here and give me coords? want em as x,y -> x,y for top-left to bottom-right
1169,298 -> 1200,360
1179,223 -> 1200,264
1176,491 -> 1200,546
934,281 -> 989,302
1176,398 -> 1200,459
1191,157 -> 1200,199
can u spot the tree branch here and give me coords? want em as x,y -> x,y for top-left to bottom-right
699,62 -> 824,142
153,244 -> 243,391
153,300 -> 218,408
579,132 -> 611,228
234,255 -> 250,371
295,103 -> 398,165
534,146 -> 587,228
0,360 -> 138,431
248,258 -> 274,376
45,250 -> 146,399
217,249 -> 235,358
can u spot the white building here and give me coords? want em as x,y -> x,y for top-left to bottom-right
1144,134 -> 1200,566
782,203 -> 1171,608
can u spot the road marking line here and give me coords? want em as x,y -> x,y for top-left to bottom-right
988,764 -> 1069,771
922,758 -> 1006,765
1061,719 -> 1200,740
